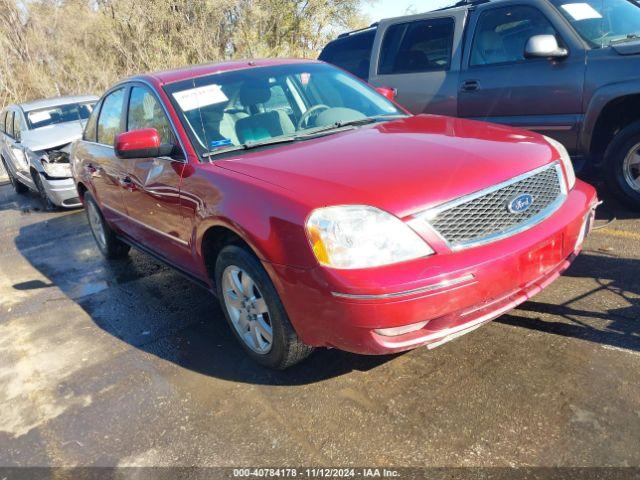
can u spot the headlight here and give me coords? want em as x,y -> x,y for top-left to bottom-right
41,160 -> 72,179
306,205 -> 434,269
543,136 -> 575,190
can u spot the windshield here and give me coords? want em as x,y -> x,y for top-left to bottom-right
26,102 -> 94,129
550,0 -> 640,47
164,63 -> 406,157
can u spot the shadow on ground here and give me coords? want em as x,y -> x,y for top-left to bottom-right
12,210 -> 398,387
497,252 -> 640,351
9,180 -> 639,385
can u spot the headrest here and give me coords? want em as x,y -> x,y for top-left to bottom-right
239,81 -> 272,106
480,30 -> 503,50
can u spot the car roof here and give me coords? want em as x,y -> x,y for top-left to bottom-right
18,95 -> 99,112
128,58 -> 321,87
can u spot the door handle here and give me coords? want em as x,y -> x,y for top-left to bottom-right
461,80 -> 480,92
86,163 -> 97,174
119,176 -> 137,191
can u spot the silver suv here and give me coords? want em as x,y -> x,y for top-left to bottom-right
0,95 -> 98,209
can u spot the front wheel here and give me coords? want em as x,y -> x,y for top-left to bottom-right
85,193 -> 130,260
2,158 -> 28,194
214,245 -> 313,369
32,171 -> 56,211
604,121 -> 640,210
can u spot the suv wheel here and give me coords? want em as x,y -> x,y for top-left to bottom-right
214,245 -> 314,369
85,193 -> 130,260
32,171 -> 56,211
2,158 -> 28,194
604,121 -> 640,210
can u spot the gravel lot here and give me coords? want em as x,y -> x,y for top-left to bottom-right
0,179 -> 638,468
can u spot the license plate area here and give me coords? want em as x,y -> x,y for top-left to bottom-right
519,232 -> 564,278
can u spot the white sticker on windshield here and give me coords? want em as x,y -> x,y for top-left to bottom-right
561,3 -> 603,21
172,85 -> 228,112
28,111 -> 52,123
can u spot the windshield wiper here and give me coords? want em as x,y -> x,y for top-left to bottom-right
299,114 -> 408,138
611,33 -> 640,45
203,135 -> 298,159
202,114 -> 409,159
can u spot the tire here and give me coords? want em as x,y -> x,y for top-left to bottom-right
2,158 -> 28,194
215,245 -> 314,369
604,121 -> 640,210
84,192 -> 130,260
32,170 -> 56,211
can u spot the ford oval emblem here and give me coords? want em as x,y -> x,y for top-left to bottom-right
507,194 -> 535,214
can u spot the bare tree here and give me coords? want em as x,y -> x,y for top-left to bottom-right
0,0 -> 369,105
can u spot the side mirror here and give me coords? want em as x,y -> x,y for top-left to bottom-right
115,128 -> 173,159
524,35 -> 568,59
375,86 -> 398,101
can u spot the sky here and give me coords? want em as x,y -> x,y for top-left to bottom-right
363,0 -> 459,22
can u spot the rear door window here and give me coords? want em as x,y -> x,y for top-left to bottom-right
379,17 -> 455,75
83,100 -> 101,142
319,30 -> 376,79
0,111 -> 6,134
5,111 -> 14,138
13,112 -> 22,141
97,89 -> 125,146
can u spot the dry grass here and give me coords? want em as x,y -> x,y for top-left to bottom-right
0,0 -> 369,106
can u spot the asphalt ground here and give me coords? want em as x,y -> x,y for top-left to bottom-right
0,178 -> 638,470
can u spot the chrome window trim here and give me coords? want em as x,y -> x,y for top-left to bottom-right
102,204 -> 190,246
417,162 -> 567,252
331,273 -> 476,300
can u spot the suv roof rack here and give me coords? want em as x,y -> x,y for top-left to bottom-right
435,0 -> 491,11
337,23 -> 379,39
335,0 -> 490,39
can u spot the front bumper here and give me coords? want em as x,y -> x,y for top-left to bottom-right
266,180 -> 598,355
41,176 -> 82,208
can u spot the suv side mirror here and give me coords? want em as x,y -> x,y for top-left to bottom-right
115,128 -> 174,159
524,35 -> 568,59
375,86 -> 398,101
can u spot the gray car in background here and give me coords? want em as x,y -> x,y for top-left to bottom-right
0,95 -> 98,209
320,0 -> 640,210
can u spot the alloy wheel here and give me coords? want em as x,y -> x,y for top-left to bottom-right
623,142 -> 640,193
221,265 -> 273,354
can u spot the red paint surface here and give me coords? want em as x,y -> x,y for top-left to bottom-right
74,60 -> 598,355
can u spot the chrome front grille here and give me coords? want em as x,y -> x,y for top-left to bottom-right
421,163 -> 566,250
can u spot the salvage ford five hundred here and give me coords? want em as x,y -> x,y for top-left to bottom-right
71,59 -> 598,369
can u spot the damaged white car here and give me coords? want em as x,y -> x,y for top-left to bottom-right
0,95 -> 98,209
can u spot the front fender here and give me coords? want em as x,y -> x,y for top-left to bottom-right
189,166 -> 318,270
581,80 -> 640,156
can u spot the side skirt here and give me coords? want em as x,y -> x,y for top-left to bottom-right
116,234 -> 216,297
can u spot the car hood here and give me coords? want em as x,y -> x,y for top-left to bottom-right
21,121 -> 86,152
216,115 -> 559,218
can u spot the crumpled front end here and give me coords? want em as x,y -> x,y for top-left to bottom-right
31,143 -> 81,208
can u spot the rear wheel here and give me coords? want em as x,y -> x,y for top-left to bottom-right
604,121 -> 640,210
2,158 -> 28,194
85,193 -> 130,260
214,245 -> 313,369
32,171 -> 56,211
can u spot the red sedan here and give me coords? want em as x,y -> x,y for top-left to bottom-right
71,59 -> 598,369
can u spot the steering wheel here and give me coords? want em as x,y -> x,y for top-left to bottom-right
297,104 -> 331,130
